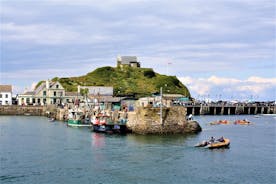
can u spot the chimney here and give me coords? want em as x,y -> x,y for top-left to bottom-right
46,80 -> 49,89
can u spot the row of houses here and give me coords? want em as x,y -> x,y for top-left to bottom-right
0,81 -> 138,111
1,81 -> 190,111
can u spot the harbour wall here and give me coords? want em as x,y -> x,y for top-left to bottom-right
0,105 -> 46,116
127,106 -> 201,134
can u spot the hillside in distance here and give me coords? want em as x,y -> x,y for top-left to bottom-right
52,66 -> 191,98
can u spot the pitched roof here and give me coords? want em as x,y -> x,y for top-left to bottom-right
23,91 -> 35,95
88,95 -> 122,102
0,85 -> 12,92
65,92 -> 81,96
118,56 -> 138,64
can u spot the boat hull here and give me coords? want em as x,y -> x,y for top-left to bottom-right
92,124 -> 127,134
67,119 -> 92,127
206,138 -> 230,149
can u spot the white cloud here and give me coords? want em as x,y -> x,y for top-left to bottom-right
179,76 -> 276,101
235,84 -> 268,94
207,76 -> 241,85
1,22 -> 80,45
0,22 -> 118,45
247,77 -> 276,84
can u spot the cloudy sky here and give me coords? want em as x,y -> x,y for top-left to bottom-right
1,0 -> 275,101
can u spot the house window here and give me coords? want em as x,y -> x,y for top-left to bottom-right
5,101 -> 8,105
54,91 -> 56,96
5,94 -> 8,98
0,100 -> 2,105
53,98 -> 56,104
43,98 -> 46,104
0,94 -> 2,98
32,98 -> 36,104
26,98 -> 30,104
43,91 -> 46,96
56,85 -> 59,89
38,99 -> 41,104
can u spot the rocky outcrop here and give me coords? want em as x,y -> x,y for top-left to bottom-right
127,106 -> 201,134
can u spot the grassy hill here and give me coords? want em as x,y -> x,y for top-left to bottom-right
50,66 -> 190,98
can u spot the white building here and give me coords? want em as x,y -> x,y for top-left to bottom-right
117,56 -> 141,68
0,85 -> 12,105
17,80 -> 82,106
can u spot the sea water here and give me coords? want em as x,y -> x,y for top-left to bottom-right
0,115 -> 275,184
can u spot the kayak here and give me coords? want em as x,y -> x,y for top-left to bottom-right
234,120 -> 251,125
210,120 -> 231,125
206,138 -> 230,149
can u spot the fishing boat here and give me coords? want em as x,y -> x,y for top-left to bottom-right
91,113 -> 128,134
206,138 -> 230,149
67,109 -> 92,127
91,113 -> 111,133
112,118 -> 128,134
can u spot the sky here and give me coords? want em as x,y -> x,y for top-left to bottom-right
0,0 -> 275,101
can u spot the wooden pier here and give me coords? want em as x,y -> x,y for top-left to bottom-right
185,103 -> 275,115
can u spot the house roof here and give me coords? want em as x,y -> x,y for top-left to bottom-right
88,95 -> 122,103
49,81 -> 61,88
163,94 -> 185,98
0,85 -> 12,92
65,92 -> 81,97
118,56 -> 138,64
23,91 -> 35,95
79,86 -> 113,95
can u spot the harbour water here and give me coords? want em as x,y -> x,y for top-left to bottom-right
0,115 -> 275,184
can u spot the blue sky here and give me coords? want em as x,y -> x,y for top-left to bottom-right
0,0 -> 275,101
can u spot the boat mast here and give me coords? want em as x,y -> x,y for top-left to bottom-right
160,87 -> 163,126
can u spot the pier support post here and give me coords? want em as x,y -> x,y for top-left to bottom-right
228,108 -> 230,115
192,107 -> 195,115
248,107 -> 251,115
254,107 -> 257,114
261,107 -> 264,114
214,107 -> 217,115
221,106 -> 224,115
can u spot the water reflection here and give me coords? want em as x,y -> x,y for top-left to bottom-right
127,134 -> 198,146
91,133 -> 105,149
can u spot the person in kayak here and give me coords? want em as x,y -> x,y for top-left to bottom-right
209,136 -> 215,143
217,136 -> 225,142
